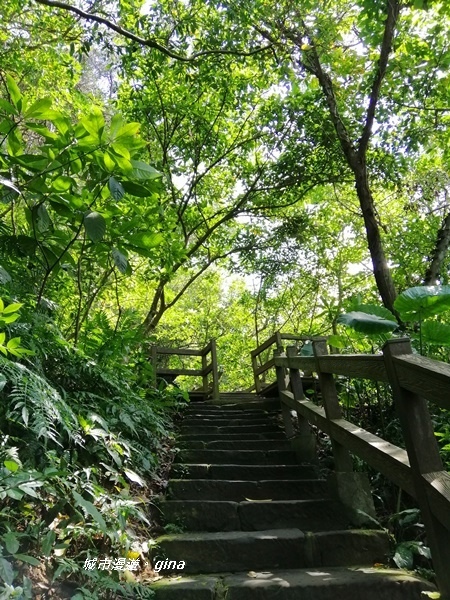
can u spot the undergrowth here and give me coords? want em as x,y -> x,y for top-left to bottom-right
0,306 -> 187,599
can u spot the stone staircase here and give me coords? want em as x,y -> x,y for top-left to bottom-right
150,396 -> 435,599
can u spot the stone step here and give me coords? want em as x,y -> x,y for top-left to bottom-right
150,568 -> 436,600
170,464 -> 319,480
182,408 -> 279,416
181,413 -> 280,422
155,528 -> 389,574
179,440 -> 291,451
204,400 -> 280,410
167,479 -> 328,501
178,432 -> 287,441
174,449 -> 298,465
181,417 -> 281,427
178,425 -> 283,435
161,499 -> 349,532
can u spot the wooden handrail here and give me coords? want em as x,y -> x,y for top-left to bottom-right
150,339 -> 220,400
275,354 -> 389,382
153,346 -> 204,356
251,331 -> 314,393
393,354 -> 450,409
269,334 -> 450,598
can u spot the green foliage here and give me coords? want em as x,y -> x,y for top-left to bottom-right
0,305 -> 184,596
336,311 -> 398,335
394,286 -> 450,321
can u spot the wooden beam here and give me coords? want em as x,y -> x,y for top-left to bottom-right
250,333 -> 277,358
319,354 -> 388,382
154,346 -> 203,356
384,338 -> 450,598
279,390 -> 414,495
202,363 -> 213,376
255,357 -> 275,376
275,356 -> 316,372
275,354 -> 388,381
313,339 -> 353,472
280,390 -> 450,532
157,368 -> 203,376
393,354 -> 450,409
210,338 -> 220,401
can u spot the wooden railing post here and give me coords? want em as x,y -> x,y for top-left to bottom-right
274,348 -> 295,438
210,338 -> 220,401
286,345 -> 317,461
251,353 -> 261,395
151,345 -> 158,387
312,337 -> 376,524
275,330 -> 283,351
201,347 -> 209,398
384,338 -> 450,599
312,338 -> 353,472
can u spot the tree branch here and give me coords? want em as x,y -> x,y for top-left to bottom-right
358,0 -> 401,157
34,0 -> 273,62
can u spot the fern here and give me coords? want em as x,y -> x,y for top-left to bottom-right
0,356 -> 81,447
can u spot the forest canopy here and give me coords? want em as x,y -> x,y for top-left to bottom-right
1,0 -> 450,360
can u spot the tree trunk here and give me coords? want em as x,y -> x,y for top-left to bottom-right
424,212 -> 450,285
353,162 -> 398,315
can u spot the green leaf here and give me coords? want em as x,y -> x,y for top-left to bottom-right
84,212 -> 106,243
336,311 -> 398,334
6,488 -> 23,500
5,75 -> 22,111
52,176 -> 74,192
393,542 -> 414,569
112,248 -> 128,274
0,313 -> 20,325
41,530 -> 56,557
103,151 -> 116,172
121,181 -> 154,197
33,203 -> 52,233
0,557 -> 14,585
413,542 -> 431,559
0,265 -> 12,283
14,554 -> 41,566
327,334 -> 347,349
3,531 -> 20,554
73,491 -> 107,532
421,321 -> 450,346
394,286 -> 450,321
80,107 -> 105,138
4,460 -> 20,472
129,232 -> 163,249
353,304 -> 396,321
18,484 -> 40,498
0,98 -> 17,115
108,177 -> 125,200
130,160 -> 162,180
0,176 -> 21,196
115,122 -> 140,140
24,97 -> 53,119
12,153 -> 49,171
2,302 -> 22,314
7,337 -> 22,350
124,469 -> 145,486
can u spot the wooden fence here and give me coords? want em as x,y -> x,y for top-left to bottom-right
251,332 -> 312,394
265,334 -> 450,598
150,339 -> 220,401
